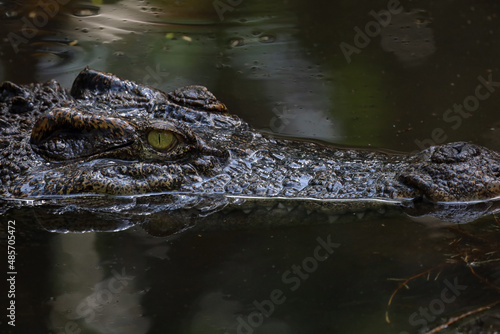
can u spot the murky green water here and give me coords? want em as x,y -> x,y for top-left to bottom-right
1,0 -> 500,333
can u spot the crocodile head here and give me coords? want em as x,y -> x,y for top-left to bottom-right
1,68 -> 236,197
0,68 -> 499,206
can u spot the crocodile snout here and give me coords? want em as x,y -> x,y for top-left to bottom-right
399,142 -> 500,202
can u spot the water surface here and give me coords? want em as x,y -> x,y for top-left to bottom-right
1,0 -> 500,333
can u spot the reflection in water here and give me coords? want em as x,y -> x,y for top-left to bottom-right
48,233 -> 150,333
221,26 -> 337,140
380,10 -> 436,66
13,212 -> 497,333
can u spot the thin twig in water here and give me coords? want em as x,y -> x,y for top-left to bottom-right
466,262 -> 500,292
385,266 -> 442,324
423,300 -> 500,334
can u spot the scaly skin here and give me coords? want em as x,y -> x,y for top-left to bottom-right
0,68 -> 499,204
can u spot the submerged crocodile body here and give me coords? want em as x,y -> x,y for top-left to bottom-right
0,68 -> 499,224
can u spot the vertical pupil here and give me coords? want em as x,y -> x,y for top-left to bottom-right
148,130 -> 176,150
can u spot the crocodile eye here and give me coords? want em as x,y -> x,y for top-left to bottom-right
141,122 -> 201,161
147,130 -> 177,151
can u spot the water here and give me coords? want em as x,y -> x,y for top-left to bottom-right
1,0 -> 500,333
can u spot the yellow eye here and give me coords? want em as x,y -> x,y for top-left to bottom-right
147,130 -> 176,150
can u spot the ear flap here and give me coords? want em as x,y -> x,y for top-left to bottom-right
70,67 -> 168,102
168,85 -> 227,112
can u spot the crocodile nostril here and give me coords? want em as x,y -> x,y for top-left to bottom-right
430,142 -> 480,163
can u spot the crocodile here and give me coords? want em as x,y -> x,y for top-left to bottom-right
0,68 -> 499,225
